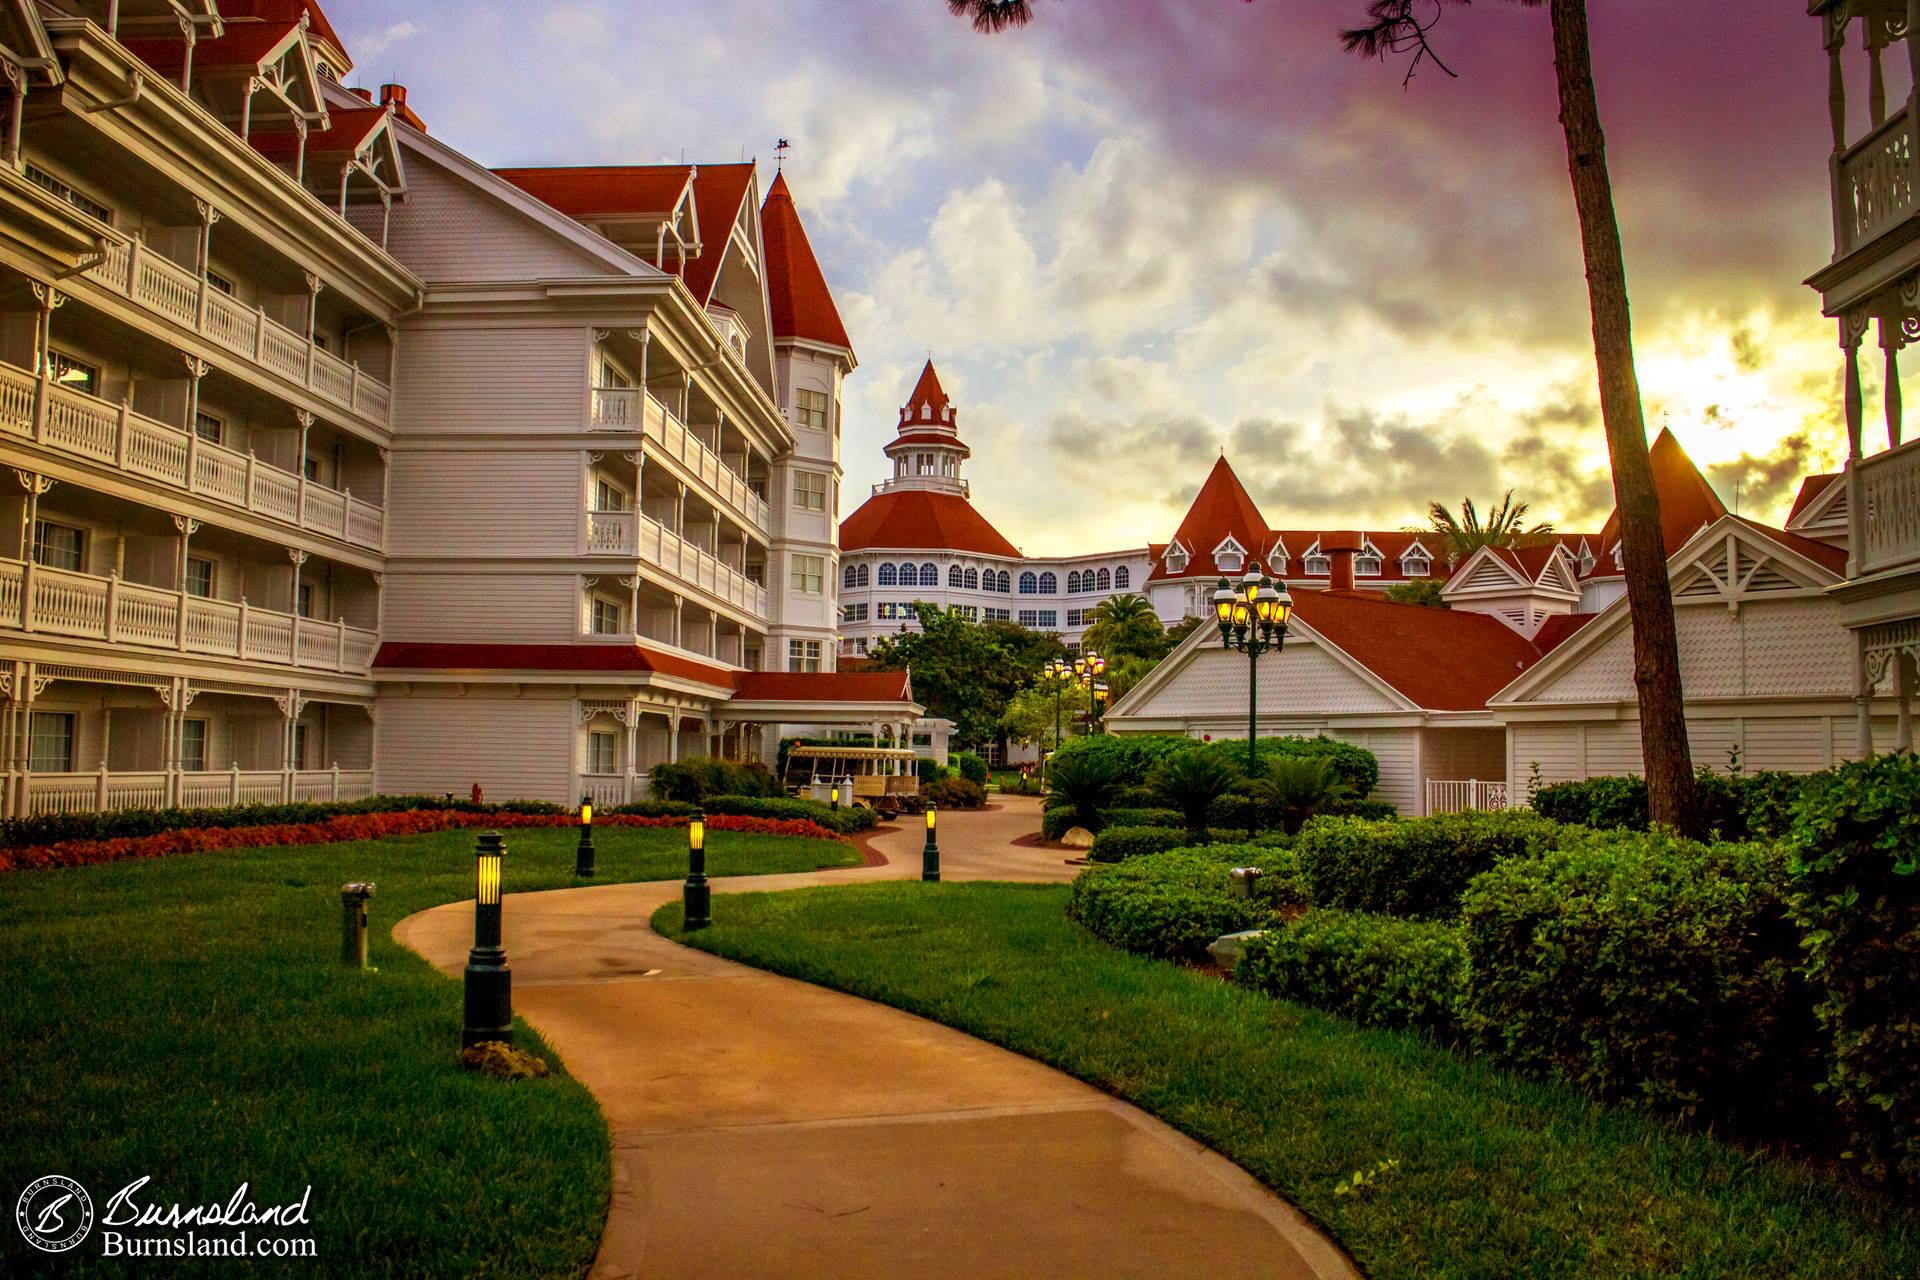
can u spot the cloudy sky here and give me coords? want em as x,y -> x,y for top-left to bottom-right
327,0 -> 1869,554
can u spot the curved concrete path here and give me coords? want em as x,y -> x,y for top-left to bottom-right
395,797 -> 1356,1280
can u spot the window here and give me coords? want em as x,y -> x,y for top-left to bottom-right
996,570 -> 1011,593
205,270 -> 235,296
184,556 -> 215,599
24,164 -> 112,223
304,455 -> 321,481
594,478 -> 630,511
1114,566 -> 1129,589
791,554 -> 825,594
957,605 -> 979,621
788,639 -> 822,673
1305,554 -> 1330,576
917,453 -> 934,475
948,564 -> 964,588
597,354 -> 633,388
1356,553 -> 1383,577
1067,608 -> 1084,627
590,597 -> 624,634
291,722 -> 310,770
1037,572 -> 1057,594
1165,547 -> 1188,574
193,412 -> 223,444
179,719 -> 208,772
1217,549 -> 1243,574
1019,572 -> 1038,595
47,350 -> 97,394
28,712 -> 73,772
33,521 -> 83,571
895,561 -> 917,584
1038,610 -> 1057,629
297,582 -> 315,619
855,563 -> 869,587
1018,609 -> 1037,627
986,607 -> 1010,622
1067,571 -> 1082,593
793,471 -> 828,512
877,563 -> 897,587
844,563 -> 859,590
796,387 -> 830,431
1402,554 -> 1431,577
963,568 -> 979,589
877,602 -> 902,621
918,562 -> 938,587
1096,568 -> 1112,591
587,731 -> 617,775
841,602 -> 869,623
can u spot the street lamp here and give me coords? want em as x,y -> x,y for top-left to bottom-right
463,830 -> 512,1048
1213,568 -> 1293,840
1073,650 -> 1107,735
1039,656 -> 1074,781
575,800 -> 595,878
922,801 -> 940,882
683,809 -> 711,930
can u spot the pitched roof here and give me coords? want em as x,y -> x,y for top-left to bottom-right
1291,590 -> 1549,711
1788,472 -> 1841,523
1151,456 -> 1271,582
493,164 -> 694,223
732,671 -> 912,703
760,172 -> 851,350
250,105 -> 387,161
904,360 -> 950,419
1593,428 -> 1728,571
1531,612 -> 1601,655
681,162 -> 757,307
840,488 -> 1022,558
219,1 -> 348,70
370,645 -> 916,705
886,431 -> 971,456
126,20 -> 303,74
1731,515 -> 1850,575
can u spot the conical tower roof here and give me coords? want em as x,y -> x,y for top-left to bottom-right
1595,428 -> 1728,562
760,171 -> 852,351
1153,456 -> 1272,580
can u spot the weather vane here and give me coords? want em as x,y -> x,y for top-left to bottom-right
775,138 -> 790,171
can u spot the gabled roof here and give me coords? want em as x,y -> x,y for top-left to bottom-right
903,360 -> 951,420
1732,515 -> 1848,575
218,0 -> 348,73
840,488 -> 1022,558
1590,428 -> 1728,577
1151,456 -> 1271,582
732,671 -> 912,703
251,104 -> 386,160
1531,612 -> 1600,655
760,171 -> 851,351
126,19 -> 306,76
681,162 -> 757,307
1788,472 -> 1841,523
493,164 -> 694,224
1291,590 -> 1548,710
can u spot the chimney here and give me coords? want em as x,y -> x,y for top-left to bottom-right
349,86 -> 373,102
380,83 -> 424,129
1324,531 -> 1364,593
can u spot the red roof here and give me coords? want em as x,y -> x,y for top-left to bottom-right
733,671 -> 912,703
903,360 -> 951,421
761,172 -> 851,350
840,488 -> 1022,558
220,0 -> 348,69
370,644 -> 916,705
1732,516 -> 1849,575
1532,613 -> 1600,655
494,165 -> 693,223
251,106 -> 387,161
126,21 -> 303,73
1788,472 -> 1841,523
1594,428 -> 1728,570
1292,590 -> 1548,711
1151,456 -> 1271,582
886,431 -> 971,456
681,163 -> 757,307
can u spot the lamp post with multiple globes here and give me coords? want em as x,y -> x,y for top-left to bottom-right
1212,568 -> 1293,838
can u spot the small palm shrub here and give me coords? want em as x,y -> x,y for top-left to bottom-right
1261,756 -> 1354,835
1046,750 -> 1124,832
1149,749 -> 1242,839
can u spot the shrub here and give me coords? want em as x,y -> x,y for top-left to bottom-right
1045,750 -> 1125,832
1041,804 -> 1082,841
1049,734 -> 1189,788
916,757 -> 947,786
1097,807 -> 1183,830
1322,796 -> 1398,821
925,776 -> 987,809
1236,910 -> 1467,1039
1259,755 -> 1355,835
1087,825 -> 1195,864
1530,768 -> 1809,840
1202,735 -> 1380,796
1530,774 -> 1648,830
954,752 -> 990,786
1148,748 -> 1242,839
1296,809 -> 1564,920
1068,852 -> 1266,962
999,772 -> 1044,797
1186,841 -> 1312,909
648,757 -> 778,803
1461,830 -> 1818,1123
694,794 -> 878,835
1785,752 -> 1920,1181
0,794 -> 565,851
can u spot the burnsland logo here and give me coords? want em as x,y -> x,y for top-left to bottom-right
16,1175 -> 316,1259
15,1175 -> 94,1253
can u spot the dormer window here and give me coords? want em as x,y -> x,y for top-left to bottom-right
1217,551 -> 1243,574
921,403 -> 932,421
1355,552 -> 1383,576
1305,554 -> 1330,576
1402,553 -> 1432,577
1165,546 -> 1189,574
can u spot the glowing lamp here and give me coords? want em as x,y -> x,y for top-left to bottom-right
476,833 -> 502,907
1212,578 -> 1236,627
462,830 -> 512,1048
689,810 -> 706,853
581,802 -> 593,826
926,804 -> 938,833
574,800 -> 596,878
922,801 -> 940,882
683,808 -> 710,930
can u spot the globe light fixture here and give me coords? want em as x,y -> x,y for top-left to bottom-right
1214,569 -> 1294,840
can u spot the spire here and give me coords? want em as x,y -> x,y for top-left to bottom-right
760,172 -> 853,351
900,360 -> 953,429
1596,427 -> 1728,558
1164,455 -> 1272,576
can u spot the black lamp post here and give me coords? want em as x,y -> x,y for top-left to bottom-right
1073,651 -> 1107,735
683,808 -> 711,930
922,801 -> 940,882
1213,568 -> 1293,841
1040,656 -> 1072,780
463,830 -> 512,1048
575,800 -> 595,878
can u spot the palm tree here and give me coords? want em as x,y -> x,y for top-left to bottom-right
1261,756 -> 1355,836
1082,592 -> 1166,662
1149,748 -> 1242,841
946,0 -> 1702,838
1045,749 -> 1122,831
1421,491 -> 1554,562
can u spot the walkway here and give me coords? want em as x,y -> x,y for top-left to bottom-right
394,796 -> 1356,1280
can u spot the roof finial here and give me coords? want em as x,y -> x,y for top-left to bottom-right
775,138 -> 790,171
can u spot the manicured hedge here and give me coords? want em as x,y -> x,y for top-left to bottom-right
1189,841 -> 1312,908
1785,751 -> 1920,1181
0,793 -> 565,851
1068,852 -> 1266,962
925,776 -> 988,809
1199,735 -> 1381,796
1086,825 -> 1195,864
610,793 -> 877,835
953,752 -> 990,786
1041,804 -> 1081,841
1236,910 -> 1467,1039
1050,733 -> 1381,799
1460,830 -> 1817,1123
1099,807 -> 1184,830
1529,768 -> 1810,840
1295,809 -> 1564,920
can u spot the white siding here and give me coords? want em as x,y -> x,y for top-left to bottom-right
390,325 -> 590,435
1125,639 -> 1398,721
381,573 -> 580,642
1327,727 -> 1419,817
355,155 -> 614,282
1510,724 -> 1584,786
387,450 -> 583,556
374,693 -> 574,802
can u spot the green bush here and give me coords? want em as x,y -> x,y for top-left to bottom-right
1045,750 -> 1125,831
1257,754 -> 1355,834
1040,804 -> 1081,841
0,794 -> 566,850
1530,768 -> 1810,840
1202,735 -> 1379,796
1461,830 -> 1818,1122
1296,809 -> 1564,920
1087,825 -> 1196,864
1785,752 -> 1920,1181
1322,796 -> 1398,821
1068,852 -> 1266,962
925,776 -> 987,809
915,757 -> 947,786
1149,747 -> 1243,839
648,757 -> 779,803
1187,842 -> 1312,909
1236,910 -> 1467,1039
1000,772 -> 1044,796
1097,807 -> 1183,830
1049,734 -> 1189,787
609,793 -> 876,834
953,752 -> 990,786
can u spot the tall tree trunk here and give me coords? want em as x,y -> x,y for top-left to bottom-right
1547,0 -> 1701,836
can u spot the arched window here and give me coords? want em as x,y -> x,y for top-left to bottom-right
897,562 -> 918,584
1067,570 -> 1082,593
920,563 -> 938,587
877,563 -> 898,587
1038,571 -> 1057,594
1096,568 -> 1112,591
843,563 -> 859,589
996,570 -> 1011,593
948,564 -> 964,588
857,563 -> 870,587
1019,571 -> 1038,595
1114,566 -> 1129,589
964,568 -> 979,589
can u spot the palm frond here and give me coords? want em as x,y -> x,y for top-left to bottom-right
948,0 -> 1035,33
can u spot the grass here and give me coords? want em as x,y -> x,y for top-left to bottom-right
1,824 -> 857,1280
657,880 -> 1920,1280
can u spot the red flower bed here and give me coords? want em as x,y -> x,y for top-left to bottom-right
0,809 -> 845,873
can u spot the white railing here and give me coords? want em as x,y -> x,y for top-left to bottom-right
576,772 -> 639,809
0,362 -> 385,551
1858,438 -> 1920,577
1426,779 -> 1510,816
0,558 -> 377,674
633,513 -> 769,617
585,509 -> 637,555
1839,107 -> 1917,256
87,238 -> 391,427
14,766 -> 375,816
873,476 -> 969,498
591,386 -> 772,533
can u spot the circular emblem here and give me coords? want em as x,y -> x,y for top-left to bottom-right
15,1175 -> 93,1253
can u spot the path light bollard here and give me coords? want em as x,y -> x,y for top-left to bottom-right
340,881 -> 374,968
683,808 -> 711,931
830,782 -> 840,810
575,800 -> 596,878
463,830 -> 513,1048
922,801 -> 940,883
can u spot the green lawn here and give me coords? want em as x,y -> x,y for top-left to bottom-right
658,880 -> 1920,1280
1,824 -> 856,1280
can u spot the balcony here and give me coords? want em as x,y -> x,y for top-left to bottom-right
16,767 -> 376,816
635,513 -> 769,617
873,476 -> 969,498
1837,108 -> 1917,260
0,363 -> 384,552
0,559 -> 378,675
586,509 -> 636,555
1858,437 -> 1920,576
589,386 -> 771,532
84,238 -> 392,428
